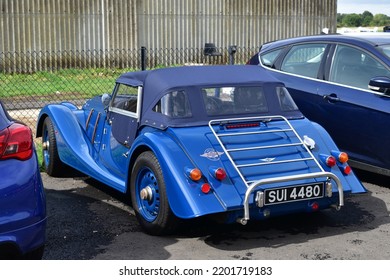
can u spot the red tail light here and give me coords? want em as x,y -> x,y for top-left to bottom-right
209,166 -> 227,181
325,155 -> 336,167
0,123 -> 33,161
214,168 -> 227,180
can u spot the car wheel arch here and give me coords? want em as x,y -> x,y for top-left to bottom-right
126,138 -> 199,219
129,149 -> 180,235
126,144 -> 152,195
36,113 -> 49,138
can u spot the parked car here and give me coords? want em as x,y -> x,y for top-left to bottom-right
36,65 -> 365,235
0,101 -> 46,259
247,33 -> 390,176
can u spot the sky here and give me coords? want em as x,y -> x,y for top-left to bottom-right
338,0 -> 390,16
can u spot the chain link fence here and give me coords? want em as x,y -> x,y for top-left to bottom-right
0,46 -> 258,133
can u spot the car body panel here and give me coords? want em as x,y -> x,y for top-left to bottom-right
38,103 -> 126,192
0,101 -> 46,258
317,81 -> 390,168
248,33 -> 390,176
0,156 -> 46,255
36,65 -> 365,226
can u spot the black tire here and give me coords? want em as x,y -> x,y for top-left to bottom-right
23,245 -> 45,260
41,117 -> 70,177
130,151 -> 179,235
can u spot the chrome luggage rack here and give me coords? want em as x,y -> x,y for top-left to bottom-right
208,115 -> 344,225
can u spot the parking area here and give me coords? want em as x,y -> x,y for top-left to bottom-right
41,171 -> 390,260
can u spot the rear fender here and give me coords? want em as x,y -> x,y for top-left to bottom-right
294,120 -> 366,194
130,132 -> 227,219
36,104 -> 125,191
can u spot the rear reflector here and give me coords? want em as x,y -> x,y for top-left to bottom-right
342,165 -> 352,175
311,202 -> 320,211
201,183 -> 211,194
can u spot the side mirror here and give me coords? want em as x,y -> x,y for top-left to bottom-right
101,93 -> 111,107
368,77 -> 390,96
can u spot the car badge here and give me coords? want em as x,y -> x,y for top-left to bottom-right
260,157 -> 275,162
201,148 -> 224,161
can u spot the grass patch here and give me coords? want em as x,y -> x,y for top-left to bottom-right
34,141 -> 44,171
1,67 -> 138,98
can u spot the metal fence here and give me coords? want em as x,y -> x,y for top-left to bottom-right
1,46 -> 257,133
0,0 -> 337,145
1,0 -> 337,54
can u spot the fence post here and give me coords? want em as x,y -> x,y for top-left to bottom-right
228,45 -> 237,65
141,46 -> 147,70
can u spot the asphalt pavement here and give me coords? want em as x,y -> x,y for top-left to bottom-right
41,170 -> 390,260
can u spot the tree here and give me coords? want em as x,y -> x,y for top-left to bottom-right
337,12 -> 390,27
372,14 -> 390,26
361,11 -> 373,27
337,13 -> 345,27
341,13 -> 362,27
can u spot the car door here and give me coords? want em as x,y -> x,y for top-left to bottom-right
261,42 -> 330,122
109,83 -> 141,147
317,44 -> 390,170
98,83 -> 142,178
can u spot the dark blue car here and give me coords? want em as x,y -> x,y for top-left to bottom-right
0,101 -> 46,259
248,33 -> 390,176
36,65 -> 365,235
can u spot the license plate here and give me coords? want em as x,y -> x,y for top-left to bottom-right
264,182 -> 324,205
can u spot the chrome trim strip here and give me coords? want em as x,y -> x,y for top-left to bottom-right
85,108 -> 94,129
91,112 -> 101,144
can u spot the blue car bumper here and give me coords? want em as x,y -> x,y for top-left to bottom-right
0,152 -> 47,258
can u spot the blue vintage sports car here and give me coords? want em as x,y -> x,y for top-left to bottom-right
247,33 -> 390,176
1,101 -> 46,259
36,65 -> 366,235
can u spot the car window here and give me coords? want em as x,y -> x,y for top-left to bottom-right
260,49 -> 283,67
329,45 -> 390,90
280,44 -> 326,78
276,87 -> 299,111
380,44 -> 390,59
153,90 -> 192,118
202,86 -> 268,115
111,84 -> 139,114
